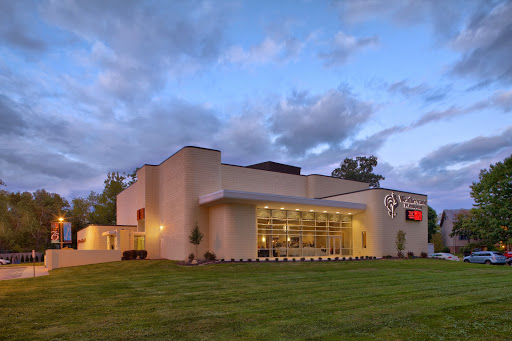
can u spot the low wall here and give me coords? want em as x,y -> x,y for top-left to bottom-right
45,249 -> 122,270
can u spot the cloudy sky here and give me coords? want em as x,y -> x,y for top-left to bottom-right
1,0 -> 511,213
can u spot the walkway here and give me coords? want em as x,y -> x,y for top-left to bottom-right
0,266 -> 49,281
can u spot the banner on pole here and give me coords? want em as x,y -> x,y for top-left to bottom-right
50,222 -> 60,243
63,222 -> 72,243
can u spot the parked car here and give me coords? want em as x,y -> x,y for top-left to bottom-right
463,251 -> 507,265
503,251 -> 512,259
430,253 -> 460,261
508,258 -> 512,266
0,258 -> 11,265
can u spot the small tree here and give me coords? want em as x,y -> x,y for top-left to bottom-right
395,230 -> 406,257
188,223 -> 203,260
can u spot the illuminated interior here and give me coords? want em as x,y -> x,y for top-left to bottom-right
257,208 -> 353,258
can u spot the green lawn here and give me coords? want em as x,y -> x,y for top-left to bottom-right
1,259 -> 512,340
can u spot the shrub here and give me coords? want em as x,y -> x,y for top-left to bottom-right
203,251 -> 216,261
300,257 -> 305,262
441,246 -> 450,253
355,256 -> 359,260
397,251 -> 405,258
35,255 -> 39,262
342,257 -> 346,260
420,252 -> 428,258
240,259 -> 243,262
188,253 -> 195,262
221,259 -> 225,262
292,258 -> 296,262
327,257 -> 331,261
318,257 -> 322,261
384,255 -> 393,258
256,258 -> 260,262
275,258 -> 279,262
373,256 -> 377,259
137,250 -> 148,259
310,258 -> 315,261
247,259 -> 252,262
348,257 -> 352,261
231,258 -> 235,262
407,251 -> 415,258
123,250 -> 135,260
335,257 -> 339,261
265,258 -> 269,262
283,258 -> 288,262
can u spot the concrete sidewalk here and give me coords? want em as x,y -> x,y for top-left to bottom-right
0,266 -> 49,281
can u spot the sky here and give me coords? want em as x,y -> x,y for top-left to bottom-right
0,0 -> 511,213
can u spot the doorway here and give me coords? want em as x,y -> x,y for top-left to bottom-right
329,237 -> 341,255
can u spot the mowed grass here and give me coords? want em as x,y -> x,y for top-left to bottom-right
1,259 -> 512,340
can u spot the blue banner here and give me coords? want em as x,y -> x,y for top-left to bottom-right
63,222 -> 72,243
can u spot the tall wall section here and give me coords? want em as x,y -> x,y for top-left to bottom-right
157,147 -> 222,260
329,189 -> 428,257
221,164 -> 307,197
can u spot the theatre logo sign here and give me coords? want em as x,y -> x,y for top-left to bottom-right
384,192 -> 426,220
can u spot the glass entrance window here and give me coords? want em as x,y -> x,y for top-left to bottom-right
134,236 -> 145,250
257,209 -> 353,257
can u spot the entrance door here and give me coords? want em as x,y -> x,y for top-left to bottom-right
329,237 -> 341,255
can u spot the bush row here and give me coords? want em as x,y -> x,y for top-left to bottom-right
122,250 -> 148,260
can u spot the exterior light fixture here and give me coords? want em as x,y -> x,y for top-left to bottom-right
295,208 -> 299,211
348,213 -> 352,215
264,206 -> 269,208
336,212 -> 339,214
310,209 -> 313,212
323,211 -> 327,213
280,207 -> 285,210
160,226 -> 163,230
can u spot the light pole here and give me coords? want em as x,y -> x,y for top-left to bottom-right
58,217 -> 64,249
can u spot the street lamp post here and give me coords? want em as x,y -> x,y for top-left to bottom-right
58,218 -> 64,249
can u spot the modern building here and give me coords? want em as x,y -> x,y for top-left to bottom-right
439,209 -> 472,253
78,146 -> 428,260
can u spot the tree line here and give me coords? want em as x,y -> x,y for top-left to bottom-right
0,171 -> 137,253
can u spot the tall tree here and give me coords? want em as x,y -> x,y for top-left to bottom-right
0,178 -> 5,186
124,167 -> 141,186
451,155 -> 512,246
88,172 -> 128,225
331,156 -> 385,188
67,197 -> 93,248
427,206 -> 438,242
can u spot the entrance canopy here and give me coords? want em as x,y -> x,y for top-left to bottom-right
199,189 -> 365,215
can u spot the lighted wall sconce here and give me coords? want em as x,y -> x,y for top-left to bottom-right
160,225 -> 163,230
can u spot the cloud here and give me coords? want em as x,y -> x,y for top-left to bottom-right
334,0 -> 484,41
0,1 -> 47,52
387,80 -> 450,103
220,19 -> 315,66
450,1 -> 512,85
269,88 -> 374,156
0,95 -> 27,135
319,31 -> 378,67
493,90 -> 512,112
40,0 -> 232,102
418,126 -> 512,171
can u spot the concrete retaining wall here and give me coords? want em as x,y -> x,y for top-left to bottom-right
45,249 -> 122,270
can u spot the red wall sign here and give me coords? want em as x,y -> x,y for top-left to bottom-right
406,210 -> 422,221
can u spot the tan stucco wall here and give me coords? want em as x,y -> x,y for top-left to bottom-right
221,164 -> 307,197
306,175 -> 369,198
46,249 -> 122,270
330,189 -> 428,257
209,203 -> 257,260
77,225 -> 137,251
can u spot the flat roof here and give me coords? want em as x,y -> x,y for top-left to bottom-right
199,189 -> 365,214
